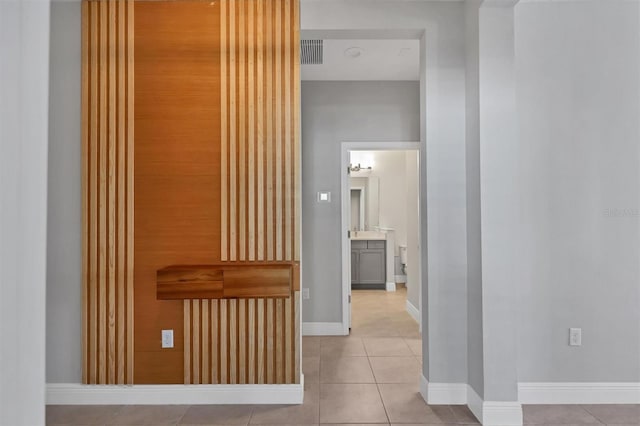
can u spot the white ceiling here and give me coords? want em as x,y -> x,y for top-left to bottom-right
301,39 -> 420,81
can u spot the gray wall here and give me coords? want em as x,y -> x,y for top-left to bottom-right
47,0 -> 82,383
301,81 -> 420,322
464,0 -> 484,400
515,1 -> 640,382
301,0 -> 469,385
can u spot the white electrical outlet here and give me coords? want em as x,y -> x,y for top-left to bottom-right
569,328 -> 582,346
161,329 -> 174,348
302,288 -> 310,300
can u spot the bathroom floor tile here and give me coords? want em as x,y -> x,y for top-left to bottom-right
47,405 -> 123,425
179,405 -> 254,425
302,337 -> 321,358
320,336 -> 367,357
302,356 -> 320,383
523,405 -> 602,424
582,405 -> 640,424
319,384 -> 388,424
363,337 -> 413,356
369,356 -> 421,384
378,383 -> 456,424
250,382 -> 319,425
320,356 -> 375,384
404,338 -> 422,356
107,405 -> 189,425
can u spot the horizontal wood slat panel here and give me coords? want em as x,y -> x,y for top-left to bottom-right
157,264 -> 295,300
82,0 -> 134,385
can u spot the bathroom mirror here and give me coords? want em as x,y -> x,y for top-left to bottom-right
349,175 -> 379,231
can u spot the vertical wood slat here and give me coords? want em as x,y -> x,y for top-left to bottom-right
265,0 -> 274,262
107,0 -> 117,385
82,0 -> 134,385
247,0 -> 256,261
98,0 -> 107,385
284,0 -> 292,262
183,0 -> 300,385
257,298 -> 265,383
274,0 -> 283,262
236,0 -> 247,260
116,0 -> 126,386
184,301 -> 191,384
229,0 -> 237,261
239,299 -> 247,384
256,0 -> 265,262
292,0 -> 301,263
202,300 -> 210,383
220,299 -> 228,383
220,0 -> 228,262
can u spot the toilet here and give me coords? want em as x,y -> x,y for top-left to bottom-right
399,245 -> 408,275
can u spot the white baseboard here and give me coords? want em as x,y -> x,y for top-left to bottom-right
47,377 -> 304,405
302,322 -> 345,336
468,386 -> 523,426
421,377 -> 522,426
420,376 -> 467,404
467,385 -> 484,423
395,274 -> 406,283
482,401 -> 523,426
406,299 -> 420,324
386,282 -> 396,292
518,382 -> 640,404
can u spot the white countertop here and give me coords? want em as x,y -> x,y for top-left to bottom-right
350,231 -> 386,241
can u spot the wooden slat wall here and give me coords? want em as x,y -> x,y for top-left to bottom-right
134,0 -> 220,384
82,0 -> 134,385
184,0 -> 301,385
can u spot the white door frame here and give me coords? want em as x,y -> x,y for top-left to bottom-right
340,141 -> 422,335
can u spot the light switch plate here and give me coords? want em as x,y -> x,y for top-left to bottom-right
317,191 -> 331,203
161,329 -> 174,348
302,288 -> 310,300
569,328 -> 582,346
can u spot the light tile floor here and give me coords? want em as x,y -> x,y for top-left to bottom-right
47,288 -> 639,425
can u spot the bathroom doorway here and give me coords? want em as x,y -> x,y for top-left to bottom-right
341,142 -> 421,334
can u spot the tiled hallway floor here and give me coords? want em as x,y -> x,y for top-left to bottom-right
47,289 -> 639,425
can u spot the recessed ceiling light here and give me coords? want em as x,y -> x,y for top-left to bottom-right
344,47 -> 364,59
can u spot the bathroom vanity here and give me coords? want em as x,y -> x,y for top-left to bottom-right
350,232 -> 387,289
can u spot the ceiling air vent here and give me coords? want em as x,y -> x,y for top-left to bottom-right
301,39 -> 323,65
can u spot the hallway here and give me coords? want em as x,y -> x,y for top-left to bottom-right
47,289 -> 638,425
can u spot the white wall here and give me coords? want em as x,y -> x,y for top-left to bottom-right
515,0 -> 640,383
363,150 -> 410,254
0,0 -> 50,423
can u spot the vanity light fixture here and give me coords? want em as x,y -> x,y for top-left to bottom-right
349,163 -> 372,173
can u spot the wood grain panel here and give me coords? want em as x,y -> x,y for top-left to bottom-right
133,0 -> 299,385
157,263 -> 294,300
134,1 -> 220,384
82,0 -> 134,385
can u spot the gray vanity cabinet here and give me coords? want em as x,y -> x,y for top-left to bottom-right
351,240 -> 386,288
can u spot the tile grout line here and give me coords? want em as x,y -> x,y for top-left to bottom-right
368,351 -> 391,425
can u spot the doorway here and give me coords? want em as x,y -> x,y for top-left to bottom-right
341,142 -> 422,334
